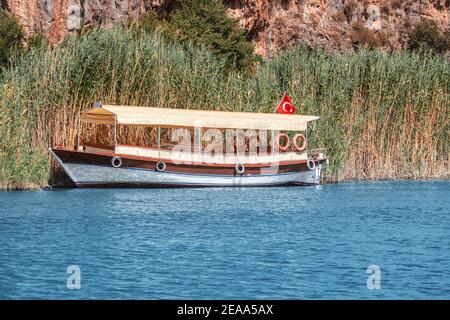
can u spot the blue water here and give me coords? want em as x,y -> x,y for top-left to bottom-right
0,181 -> 449,299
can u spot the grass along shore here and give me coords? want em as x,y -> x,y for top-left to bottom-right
0,27 -> 448,190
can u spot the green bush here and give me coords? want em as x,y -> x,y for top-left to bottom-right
407,20 -> 449,54
27,33 -> 48,50
133,11 -> 167,34
0,10 -> 24,69
135,0 -> 256,72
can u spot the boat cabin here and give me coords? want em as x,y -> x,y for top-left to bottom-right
77,104 -> 323,165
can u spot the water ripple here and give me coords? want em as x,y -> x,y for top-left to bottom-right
0,181 -> 449,299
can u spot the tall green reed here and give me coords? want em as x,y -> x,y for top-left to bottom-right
0,27 -> 448,189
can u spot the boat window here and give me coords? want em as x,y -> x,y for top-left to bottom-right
80,123 -> 115,150
117,125 -> 157,148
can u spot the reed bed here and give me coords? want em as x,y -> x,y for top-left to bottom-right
0,27 -> 448,189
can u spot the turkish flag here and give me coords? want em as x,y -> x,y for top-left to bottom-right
276,93 -> 296,114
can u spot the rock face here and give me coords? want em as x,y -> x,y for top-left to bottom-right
2,0 -> 449,55
227,0 -> 449,56
2,0 -> 176,43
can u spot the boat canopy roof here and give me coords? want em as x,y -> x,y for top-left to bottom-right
81,105 -> 319,131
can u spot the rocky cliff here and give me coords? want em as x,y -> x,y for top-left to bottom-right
2,0 -> 449,56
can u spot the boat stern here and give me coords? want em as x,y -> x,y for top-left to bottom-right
49,148 -> 79,184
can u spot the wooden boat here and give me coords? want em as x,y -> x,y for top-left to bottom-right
50,104 -> 328,188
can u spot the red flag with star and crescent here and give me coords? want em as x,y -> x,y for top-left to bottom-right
276,93 -> 296,114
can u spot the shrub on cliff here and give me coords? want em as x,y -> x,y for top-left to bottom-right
0,10 -> 24,69
134,11 -> 167,34
27,33 -> 48,50
407,20 -> 449,54
136,0 -> 256,72
350,22 -> 383,49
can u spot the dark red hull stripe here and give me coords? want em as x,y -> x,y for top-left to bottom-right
52,148 -> 325,176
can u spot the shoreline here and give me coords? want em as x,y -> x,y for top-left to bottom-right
1,176 -> 449,191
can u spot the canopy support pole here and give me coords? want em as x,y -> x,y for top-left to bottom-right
113,116 -> 117,149
194,127 -> 202,155
76,115 -> 81,150
270,130 -> 276,155
306,122 -> 313,158
157,126 -> 161,159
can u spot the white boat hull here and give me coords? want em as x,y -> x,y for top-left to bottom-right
50,149 -> 325,188
61,162 -> 322,187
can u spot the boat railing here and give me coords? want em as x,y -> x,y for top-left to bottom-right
114,144 -> 309,164
114,143 -> 310,156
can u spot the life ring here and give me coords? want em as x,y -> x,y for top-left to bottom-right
293,133 -> 307,152
156,161 -> 166,172
235,163 -> 245,175
307,159 -> 316,171
111,156 -> 122,168
275,133 -> 291,152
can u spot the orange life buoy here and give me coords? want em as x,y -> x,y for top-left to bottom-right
293,133 -> 307,152
275,133 -> 291,152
